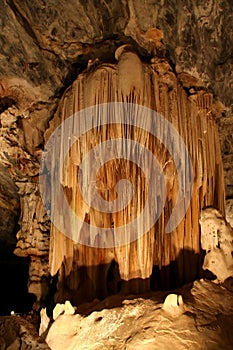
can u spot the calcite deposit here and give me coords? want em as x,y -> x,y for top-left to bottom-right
41,46 -> 225,305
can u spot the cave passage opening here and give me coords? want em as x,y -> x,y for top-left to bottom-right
0,251 -> 35,316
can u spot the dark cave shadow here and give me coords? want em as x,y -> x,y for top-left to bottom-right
0,252 -> 36,315
151,248 -> 203,291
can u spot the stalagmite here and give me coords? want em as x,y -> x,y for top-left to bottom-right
43,45 -> 225,303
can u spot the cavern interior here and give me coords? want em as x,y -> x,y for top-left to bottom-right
0,1 -> 232,349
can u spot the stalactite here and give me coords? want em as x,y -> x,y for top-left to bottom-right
43,46 -> 225,303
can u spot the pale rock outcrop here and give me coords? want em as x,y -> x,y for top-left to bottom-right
200,208 -> 233,282
64,300 -> 76,316
162,294 -> 184,316
52,300 -> 76,321
204,249 -> 233,282
53,304 -> 65,321
39,308 -> 50,337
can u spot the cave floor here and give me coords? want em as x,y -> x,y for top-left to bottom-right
0,279 -> 232,349
46,279 -> 233,350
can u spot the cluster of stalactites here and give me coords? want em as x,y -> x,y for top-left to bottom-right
46,45 -> 225,294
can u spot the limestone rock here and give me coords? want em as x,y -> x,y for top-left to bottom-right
27,257 -> 50,304
162,294 -> 184,316
6,337 -> 20,350
0,77 -> 50,114
0,337 -> 6,349
64,301 -> 76,316
39,308 -> 50,336
14,183 -> 50,258
0,0 -> 231,107
0,104 -> 51,307
116,44 -> 144,101
0,164 -> 19,253
46,314 -> 80,350
0,316 -> 50,349
203,249 -> 233,282
200,208 -> 233,282
14,182 -> 50,305
52,301 -> 76,321
218,112 -> 233,198
226,199 -> 233,228
53,304 -> 65,321
46,280 -> 233,350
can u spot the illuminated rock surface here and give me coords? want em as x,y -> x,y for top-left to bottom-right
44,48 -> 225,304
46,280 -> 233,350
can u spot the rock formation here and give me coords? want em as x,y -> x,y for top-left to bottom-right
38,45 -> 225,305
0,0 -> 232,318
0,314 -> 50,349
162,293 -> 184,316
200,207 -> 233,282
45,280 -> 233,350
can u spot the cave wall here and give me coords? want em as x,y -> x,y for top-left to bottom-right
0,0 -> 232,308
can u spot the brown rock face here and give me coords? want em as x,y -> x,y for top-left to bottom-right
218,113 -> 233,198
41,49 -> 225,305
0,315 -> 50,349
0,105 -> 51,310
0,164 -> 19,253
0,0 -> 232,107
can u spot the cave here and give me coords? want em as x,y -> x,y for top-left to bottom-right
0,1 -> 232,349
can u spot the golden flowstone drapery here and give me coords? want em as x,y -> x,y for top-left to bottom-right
44,47 -> 225,303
